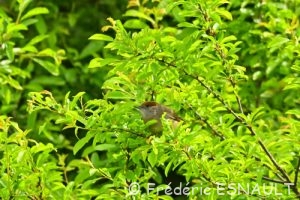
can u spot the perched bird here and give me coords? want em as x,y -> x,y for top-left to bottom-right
136,101 -> 181,134
136,102 -> 187,198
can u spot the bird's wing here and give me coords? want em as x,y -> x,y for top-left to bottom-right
163,106 -> 182,122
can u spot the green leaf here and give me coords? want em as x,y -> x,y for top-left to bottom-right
22,45 -> 38,53
88,34 -> 113,41
123,10 -> 155,25
21,7 -> 49,21
148,151 -> 157,167
166,1 -> 185,12
216,9 -> 233,21
268,36 -> 289,48
37,48 -> 56,57
79,41 -> 104,59
16,150 -> 26,163
5,42 -> 14,61
31,143 -> 55,154
105,91 -> 133,100
73,131 -> 95,155
210,12 -> 222,24
70,92 -> 85,109
167,0 -> 187,12
27,35 -> 48,46
33,58 -> 59,76
250,107 -> 265,122
82,144 -> 118,156
221,35 -> 237,44
29,76 -> 65,86
7,76 -> 23,90
35,15 -> 47,34
88,57 -> 118,68
286,109 -> 300,118
94,144 -> 117,151
89,168 -> 97,176
18,0 -> 33,16
284,83 -> 300,90
291,65 -> 300,72
155,52 -> 174,59
252,71 -> 262,80
124,19 -> 148,29
6,23 -> 28,34
178,22 -> 199,28
165,160 -> 174,177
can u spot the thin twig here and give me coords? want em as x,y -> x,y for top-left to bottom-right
261,176 -> 287,184
229,77 -> 244,114
256,139 -> 291,181
294,156 -> 300,187
274,172 -> 285,182
111,127 -> 147,138
187,104 -> 225,140
182,149 -> 219,187
160,59 -> 300,196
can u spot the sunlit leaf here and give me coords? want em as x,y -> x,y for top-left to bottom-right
21,7 -> 49,21
88,34 -> 113,41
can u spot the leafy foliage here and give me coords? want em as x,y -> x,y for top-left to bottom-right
0,0 -> 300,199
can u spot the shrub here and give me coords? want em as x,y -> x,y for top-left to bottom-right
1,0 -> 300,199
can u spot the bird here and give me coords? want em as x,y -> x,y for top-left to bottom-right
136,101 -> 182,134
136,101 -> 187,198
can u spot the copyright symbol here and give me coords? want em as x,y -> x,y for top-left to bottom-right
128,182 -> 140,195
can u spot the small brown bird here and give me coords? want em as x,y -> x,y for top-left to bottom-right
136,101 -> 181,134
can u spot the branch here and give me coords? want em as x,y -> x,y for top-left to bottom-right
182,149 -> 219,188
229,77 -> 244,114
111,127 -> 147,138
187,104 -> 225,140
294,156 -> 300,187
160,59 -> 298,195
193,73 -> 293,182
261,176 -> 287,184
160,60 -> 243,121
274,172 -> 285,182
74,126 -> 147,138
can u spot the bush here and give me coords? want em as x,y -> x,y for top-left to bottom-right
1,0 -> 300,199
